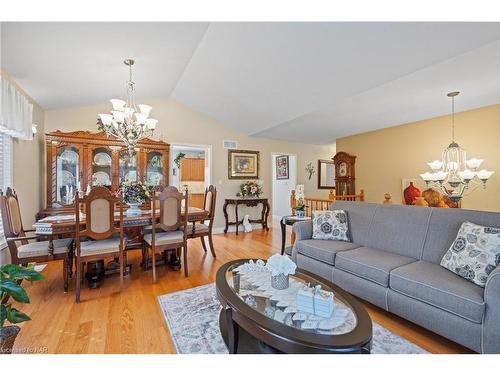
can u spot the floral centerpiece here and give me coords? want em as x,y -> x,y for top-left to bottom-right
236,181 -> 263,198
266,254 -> 297,290
118,180 -> 151,216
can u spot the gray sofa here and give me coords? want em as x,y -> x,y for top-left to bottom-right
291,201 -> 500,353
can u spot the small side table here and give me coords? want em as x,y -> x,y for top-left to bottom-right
280,215 -> 312,255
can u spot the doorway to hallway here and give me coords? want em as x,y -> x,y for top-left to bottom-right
271,153 -> 297,228
170,143 -> 212,209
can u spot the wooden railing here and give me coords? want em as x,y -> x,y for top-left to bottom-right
290,189 -> 364,216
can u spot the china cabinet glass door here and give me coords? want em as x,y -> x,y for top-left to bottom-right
56,146 -> 80,205
146,151 -> 163,187
119,149 -> 137,184
91,147 -> 112,188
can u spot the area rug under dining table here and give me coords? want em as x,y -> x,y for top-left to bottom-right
158,284 -> 428,354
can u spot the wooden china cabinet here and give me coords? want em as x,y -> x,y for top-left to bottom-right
37,130 -> 170,219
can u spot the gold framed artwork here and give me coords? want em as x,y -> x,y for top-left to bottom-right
228,149 -> 260,179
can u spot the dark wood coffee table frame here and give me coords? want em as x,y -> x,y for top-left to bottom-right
216,259 -> 372,354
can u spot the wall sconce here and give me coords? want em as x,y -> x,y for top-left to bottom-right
32,123 -> 38,135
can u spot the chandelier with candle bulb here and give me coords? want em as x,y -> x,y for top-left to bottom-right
420,91 -> 494,203
97,59 -> 158,154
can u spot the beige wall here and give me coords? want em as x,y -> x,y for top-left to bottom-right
336,104 -> 500,212
44,98 -> 336,229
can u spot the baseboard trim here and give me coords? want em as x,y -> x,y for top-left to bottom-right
212,223 -> 266,234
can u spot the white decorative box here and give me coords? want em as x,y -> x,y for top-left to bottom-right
296,285 -> 335,318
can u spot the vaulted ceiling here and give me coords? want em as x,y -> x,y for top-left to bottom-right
1,22 -> 500,144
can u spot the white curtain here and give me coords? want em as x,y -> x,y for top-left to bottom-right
0,76 -> 33,140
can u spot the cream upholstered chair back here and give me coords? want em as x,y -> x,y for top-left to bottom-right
76,186 -> 122,240
0,187 -> 26,239
203,185 -> 217,219
154,186 -> 188,232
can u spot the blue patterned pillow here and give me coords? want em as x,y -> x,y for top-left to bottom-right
312,210 -> 350,241
440,221 -> 500,287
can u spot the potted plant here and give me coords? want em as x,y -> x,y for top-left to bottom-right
117,180 -> 151,216
1,264 -> 43,354
295,197 -> 306,218
174,152 -> 186,169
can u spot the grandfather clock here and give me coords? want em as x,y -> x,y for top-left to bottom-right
333,152 -> 356,195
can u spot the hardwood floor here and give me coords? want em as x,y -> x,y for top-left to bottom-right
12,228 -> 471,354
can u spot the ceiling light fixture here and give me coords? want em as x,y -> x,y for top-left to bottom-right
97,59 -> 157,154
420,91 -> 494,203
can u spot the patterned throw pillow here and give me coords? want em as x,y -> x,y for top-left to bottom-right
440,221 -> 500,287
312,210 -> 350,241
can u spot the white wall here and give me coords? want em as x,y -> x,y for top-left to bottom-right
272,154 -> 297,218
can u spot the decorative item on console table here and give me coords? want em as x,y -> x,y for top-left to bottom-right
0,264 -> 43,354
37,130 -> 169,221
223,198 -> 270,235
236,180 -> 263,198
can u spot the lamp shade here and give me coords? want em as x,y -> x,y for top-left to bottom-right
145,118 -> 158,130
99,114 -> 113,126
138,104 -> 152,117
110,99 -> 126,111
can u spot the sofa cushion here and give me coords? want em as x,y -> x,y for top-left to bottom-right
422,207 -> 500,264
331,201 -> 378,246
295,239 -> 360,266
312,210 -> 350,241
366,204 -> 432,259
335,247 -> 416,287
390,261 -> 485,324
440,221 -> 500,287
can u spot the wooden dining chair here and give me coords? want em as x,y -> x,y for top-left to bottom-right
144,186 -> 188,281
74,186 -> 124,303
187,185 -> 217,257
0,187 -> 74,291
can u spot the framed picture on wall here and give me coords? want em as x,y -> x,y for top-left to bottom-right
275,155 -> 289,180
228,149 -> 260,179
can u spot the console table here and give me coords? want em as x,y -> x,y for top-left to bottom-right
223,198 -> 270,235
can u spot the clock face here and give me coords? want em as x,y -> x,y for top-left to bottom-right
338,162 -> 347,177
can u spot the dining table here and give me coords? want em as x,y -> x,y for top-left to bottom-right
32,207 -> 209,281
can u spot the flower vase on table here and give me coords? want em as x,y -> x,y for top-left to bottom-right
118,181 -> 150,217
125,201 -> 142,216
266,254 -> 297,290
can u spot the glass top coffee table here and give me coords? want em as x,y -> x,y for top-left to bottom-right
216,259 -> 372,354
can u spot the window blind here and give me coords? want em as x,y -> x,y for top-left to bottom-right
0,133 -> 13,248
